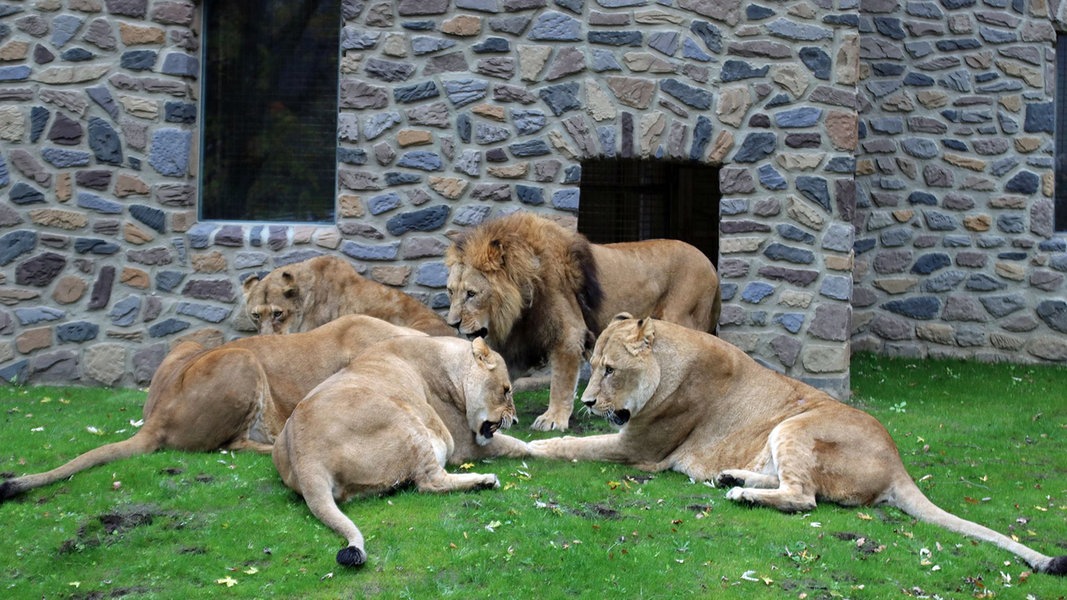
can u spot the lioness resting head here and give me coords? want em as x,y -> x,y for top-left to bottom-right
0,315 -> 425,502
243,254 -> 455,336
445,211 -> 720,432
528,315 -> 1067,576
272,335 -> 529,567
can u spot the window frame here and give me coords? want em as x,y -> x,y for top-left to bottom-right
198,0 -> 342,224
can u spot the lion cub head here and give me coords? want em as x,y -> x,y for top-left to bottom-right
580,314 -> 661,426
242,271 -> 302,335
466,337 -> 518,445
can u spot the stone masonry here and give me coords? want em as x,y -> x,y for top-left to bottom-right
0,0 -> 1064,399
853,0 -> 1067,364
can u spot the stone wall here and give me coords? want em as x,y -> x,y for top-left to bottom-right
851,0 -> 1067,364
7,0 -> 1060,398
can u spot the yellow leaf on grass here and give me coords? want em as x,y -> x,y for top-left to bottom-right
857,512 -> 872,521
243,566 -> 259,575
460,462 -> 475,470
216,576 -> 238,587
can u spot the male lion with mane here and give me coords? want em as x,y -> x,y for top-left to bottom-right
527,314 -> 1067,576
243,255 -> 455,336
0,315 -> 424,502
445,211 -> 720,431
273,335 -> 529,567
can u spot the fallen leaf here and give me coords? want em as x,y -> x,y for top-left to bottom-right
857,512 -> 873,521
243,566 -> 258,575
216,576 -> 238,587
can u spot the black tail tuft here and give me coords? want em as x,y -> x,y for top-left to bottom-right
1044,555 -> 1067,576
0,479 -> 23,502
336,545 -> 367,567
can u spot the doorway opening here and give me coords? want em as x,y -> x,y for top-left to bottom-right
577,159 -> 720,265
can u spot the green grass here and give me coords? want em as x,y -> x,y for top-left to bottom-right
1,353 -> 1065,599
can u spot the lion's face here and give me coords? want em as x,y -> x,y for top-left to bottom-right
580,315 -> 661,427
445,264 -> 496,339
464,338 -> 517,446
242,273 -> 303,335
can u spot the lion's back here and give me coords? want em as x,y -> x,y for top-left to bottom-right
592,239 -> 720,333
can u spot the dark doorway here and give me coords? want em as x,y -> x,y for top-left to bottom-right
577,159 -> 720,265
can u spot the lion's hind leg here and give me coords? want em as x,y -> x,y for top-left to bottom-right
715,469 -> 779,490
721,418 -> 818,513
415,467 -> 500,493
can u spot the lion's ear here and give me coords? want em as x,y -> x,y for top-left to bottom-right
280,271 -> 299,299
624,318 -> 655,355
241,274 -> 260,298
471,337 -> 497,370
486,239 -> 505,269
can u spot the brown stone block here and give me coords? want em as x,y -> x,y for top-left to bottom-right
119,22 -> 166,45
339,194 -> 365,218
115,172 -> 150,197
369,265 -> 411,286
192,251 -> 227,274
53,275 -> 88,304
441,15 -> 481,36
16,327 -> 52,354
124,222 -> 155,244
963,214 -> 991,231
0,40 -> 30,61
121,267 -> 150,289
397,129 -> 433,147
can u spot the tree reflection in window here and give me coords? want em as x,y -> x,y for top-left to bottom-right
201,0 -> 340,222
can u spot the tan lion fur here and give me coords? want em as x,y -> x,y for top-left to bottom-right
445,211 -> 720,431
273,335 -> 529,567
242,255 -> 455,336
0,315 -> 425,502
527,315 -> 1067,576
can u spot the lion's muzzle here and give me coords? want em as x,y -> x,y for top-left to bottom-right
479,420 -> 501,439
607,409 -> 630,426
466,327 -> 489,340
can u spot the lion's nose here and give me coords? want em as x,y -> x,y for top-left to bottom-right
582,398 -> 595,407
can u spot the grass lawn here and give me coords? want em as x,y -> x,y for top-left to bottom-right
0,353 -> 1065,599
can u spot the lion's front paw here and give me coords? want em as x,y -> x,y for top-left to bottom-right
725,487 -> 750,503
526,438 -> 556,457
715,471 -> 746,488
480,474 -> 501,490
531,410 -> 570,432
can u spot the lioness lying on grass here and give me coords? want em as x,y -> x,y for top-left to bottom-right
0,315 -> 423,502
273,335 -> 530,568
527,314 -> 1067,576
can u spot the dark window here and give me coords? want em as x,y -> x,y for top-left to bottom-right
1056,33 -> 1067,231
577,160 -> 720,265
200,1 -> 340,222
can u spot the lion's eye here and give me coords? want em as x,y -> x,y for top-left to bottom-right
604,365 -> 614,376
466,290 -> 477,299
250,313 -> 260,322
272,310 -> 284,320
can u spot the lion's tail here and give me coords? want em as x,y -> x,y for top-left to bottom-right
888,475 -> 1067,575
301,479 -> 368,567
0,428 -> 163,502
